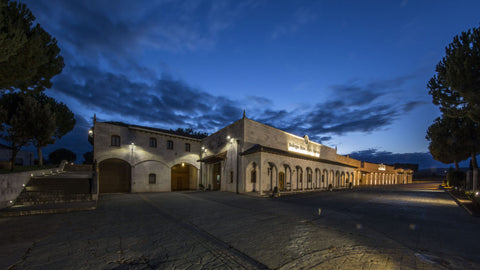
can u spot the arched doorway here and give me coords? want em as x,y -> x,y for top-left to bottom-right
212,162 -> 221,190
99,158 -> 131,193
171,163 -> 198,191
279,172 -> 285,191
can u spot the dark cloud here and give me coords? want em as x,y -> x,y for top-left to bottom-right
403,101 -> 428,112
52,66 -> 243,132
52,64 -> 427,145
25,0 -> 254,71
347,149 -> 446,169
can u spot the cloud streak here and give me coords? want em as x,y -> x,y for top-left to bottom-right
52,62 -> 426,143
347,149 -> 445,170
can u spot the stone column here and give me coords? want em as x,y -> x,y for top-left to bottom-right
473,168 -> 478,191
259,165 -> 263,195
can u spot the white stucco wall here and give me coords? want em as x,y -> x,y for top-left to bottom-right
94,122 -> 202,192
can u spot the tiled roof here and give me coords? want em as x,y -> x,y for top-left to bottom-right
102,121 -> 207,139
241,144 -> 357,168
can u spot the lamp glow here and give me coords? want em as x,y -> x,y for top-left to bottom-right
288,146 -> 320,157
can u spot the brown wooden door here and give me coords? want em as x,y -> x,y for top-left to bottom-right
99,159 -> 131,193
171,164 -> 190,191
212,163 -> 221,190
279,172 -> 285,191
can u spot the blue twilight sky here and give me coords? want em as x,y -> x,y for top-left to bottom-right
20,0 -> 480,169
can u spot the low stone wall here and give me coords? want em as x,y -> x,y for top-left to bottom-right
0,161 -> 66,210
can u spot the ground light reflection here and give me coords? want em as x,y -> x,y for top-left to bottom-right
370,193 -> 457,207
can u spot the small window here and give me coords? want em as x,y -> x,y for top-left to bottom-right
149,137 -> 157,148
111,135 -> 121,146
251,170 -> 256,183
230,171 -> 234,183
167,140 -> 174,150
149,173 -> 156,184
185,143 -> 191,152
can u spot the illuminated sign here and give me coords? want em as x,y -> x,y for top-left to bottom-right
378,164 -> 386,171
288,142 -> 320,157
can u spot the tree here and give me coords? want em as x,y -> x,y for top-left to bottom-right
49,148 -> 76,164
428,26 -> 480,123
31,93 -> 75,165
83,151 -> 93,164
0,0 -> 64,93
0,93 -> 38,170
426,116 -> 469,169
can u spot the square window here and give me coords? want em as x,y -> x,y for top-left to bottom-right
149,137 -> 157,148
111,135 -> 121,146
149,174 -> 156,184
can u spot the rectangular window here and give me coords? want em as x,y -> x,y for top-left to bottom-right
149,137 -> 157,148
230,171 -> 234,183
167,140 -> 174,150
149,174 -> 156,184
185,143 -> 191,152
111,135 -> 121,146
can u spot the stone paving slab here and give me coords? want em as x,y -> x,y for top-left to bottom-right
1,185 -> 480,270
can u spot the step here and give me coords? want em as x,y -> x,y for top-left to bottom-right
14,192 -> 92,205
0,200 -> 97,217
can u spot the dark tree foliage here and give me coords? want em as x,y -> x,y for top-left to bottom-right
0,93 -> 38,170
172,128 -> 208,139
49,148 -> 76,164
425,116 -> 472,169
428,26 -> 480,122
0,0 -> 64,92
83,151 -> 93,164
32,93 -> 75,165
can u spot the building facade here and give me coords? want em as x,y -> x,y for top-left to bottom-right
93,115 -> 413,194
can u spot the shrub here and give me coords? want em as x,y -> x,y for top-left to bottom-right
447,170 -> 465,187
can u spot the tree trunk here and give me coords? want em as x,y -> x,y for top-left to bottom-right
472,153 -> 478,169
37,146 -> 43,166
454,160 -> 459,170
9,143 -> 19,171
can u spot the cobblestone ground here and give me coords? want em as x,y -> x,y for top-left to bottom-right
1,183 -> 480,269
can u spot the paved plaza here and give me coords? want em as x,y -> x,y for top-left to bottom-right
1,182 -> 480,269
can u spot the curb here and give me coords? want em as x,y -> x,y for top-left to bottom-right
445,190 -> 475,216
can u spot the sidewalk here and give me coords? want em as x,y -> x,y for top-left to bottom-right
444,188 -> 480,217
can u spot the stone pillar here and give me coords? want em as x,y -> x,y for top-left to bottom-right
259,165 -> 263,195
473,168 -> 478,191
467,171 -> 472,190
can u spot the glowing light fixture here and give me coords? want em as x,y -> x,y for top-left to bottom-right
182,163 -> 185,167
288,146 -> 320,157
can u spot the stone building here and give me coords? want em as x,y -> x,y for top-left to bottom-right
92,115 -> 413,194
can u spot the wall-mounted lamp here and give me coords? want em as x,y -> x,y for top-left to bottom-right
130,142 -> 135,151
88,129 -> 93,136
